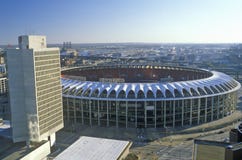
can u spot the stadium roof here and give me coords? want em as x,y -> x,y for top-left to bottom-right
62,70 -> 240,100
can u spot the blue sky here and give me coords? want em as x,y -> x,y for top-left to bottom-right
0,0 -> 242,44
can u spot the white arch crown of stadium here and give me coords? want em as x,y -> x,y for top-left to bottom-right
62,65 -> 241,101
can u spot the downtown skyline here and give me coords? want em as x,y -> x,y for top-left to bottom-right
0,0 -> 242,44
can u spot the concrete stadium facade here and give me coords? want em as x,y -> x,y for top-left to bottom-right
61,65 -> 241,128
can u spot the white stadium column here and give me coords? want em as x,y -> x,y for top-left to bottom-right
89,100 -> 92,126
163,101 -> 166,127
67,98 -> 70,122
222,95 -> 225,118
135,101 -> 137,128
217,96 -> 220,119
116,101 -> 118,128
197,98 -> 201,125
126,101 -> 128,128
81,99 -> 84,125
182,100 -> 184,127
145,101 -> 147,128
98,100 -> 100,126
173,100 -> 175,128
205,97 -> 207,123
74,98 -> 77,125
211,97 -> 214,121
107,101 -> 109,127
190,99 -> 193,125
154,101 -> 157,128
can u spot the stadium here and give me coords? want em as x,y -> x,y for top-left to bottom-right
61,64 -> 241,128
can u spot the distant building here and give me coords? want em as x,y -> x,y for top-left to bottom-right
54,136 -> 132,160
0,49 -> 4,64
0,76 -> 7,95
62,41 -> 72,50
0,64 -> 6,74
0,76 -> 9,119
6,35 -> 63,145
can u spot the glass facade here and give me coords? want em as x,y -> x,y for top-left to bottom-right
63,91 -> 238,128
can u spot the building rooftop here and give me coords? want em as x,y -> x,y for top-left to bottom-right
0,140 -> 47,160
194,139 -> 230,147
54,136 -> 131,160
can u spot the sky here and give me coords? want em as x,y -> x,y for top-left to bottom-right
0,0 -> 242,44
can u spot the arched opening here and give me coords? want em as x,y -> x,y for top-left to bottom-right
137,90 -> 145,99
231,80 -> 238,88
210,86 -> 219,93
69,88 -> 76,95
204,86 -> 212,94
197,87 -> 206,95
127,90 -> 135,99
83,89 -> 91,97
220,84 -> 228,91
91,89 -> 99,97
182,89 -> 191,97
147,90 -> 155,98
190,88 -> 199,96
76,88 -> 84,96
100,90 -> 107,98
228,82 -> 234,88
224,82 -> 232,90
63,87 -> 70,94
156,90 -> 164,98
165,89 -> 173,98
174,89 -> 182,97
118,90 -> 126,98
108,90 -> 116,98
215,85 -> 224,92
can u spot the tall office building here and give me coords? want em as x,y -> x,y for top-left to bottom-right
6,35 -> 63,144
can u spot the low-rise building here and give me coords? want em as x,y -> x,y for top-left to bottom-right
54,136 -> 132,160
193,124 -> 242,160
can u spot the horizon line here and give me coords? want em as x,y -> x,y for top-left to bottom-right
1,41 -> 241,46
